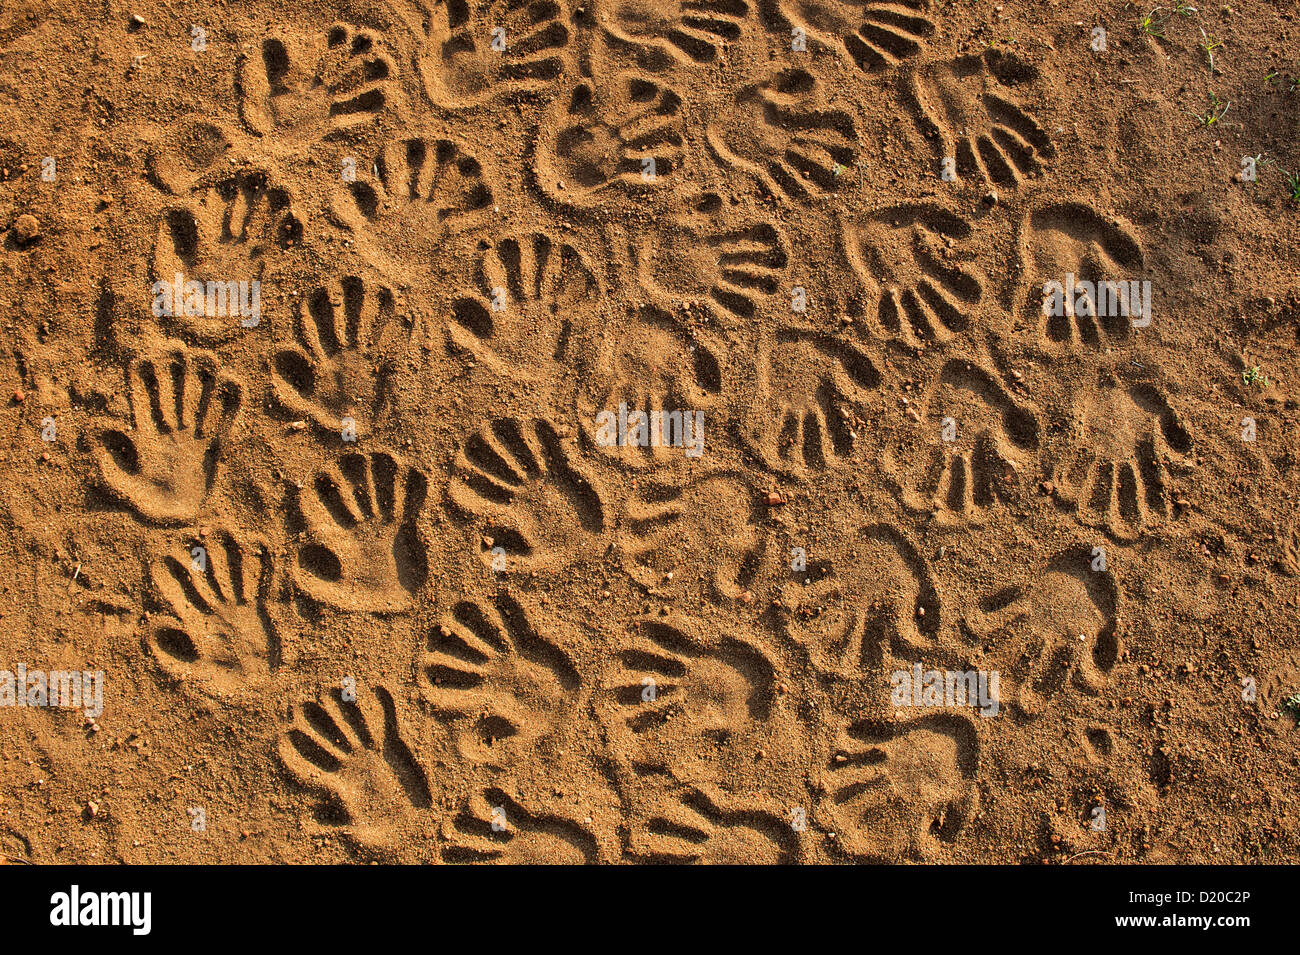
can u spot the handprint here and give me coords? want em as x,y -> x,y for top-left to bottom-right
576,304 -> 722,471
746,329 -> 881,479
336,135 -> 495,245
536,74 -> 685,209
96,344 -> 243,524
624,784 -> 795,864
819,715 -> 978,861
442,788 -> 599,863
706,67 -> 857,201
1054,378 -> 1192,541
406,0 -> 570,109
446,230 -> 600,379
278,683 -> 433,854
901,360 -> 1039,523
147,529 -> 277,697
633,193 -> 788,321
963,552 -> 1120,719
270,275 -> 400,435
237,22 -> 395,144
446,417 -> 607,573
846,203 -> 985,347
773,0 -> 933,74
419,592 -> 581,766
292,450 -> 428,611
776,523 -> 939,679
1021,202 -> 1147,348
151,171 -> 300,340
598,0 -> 750,65
905,51 -> 1054,189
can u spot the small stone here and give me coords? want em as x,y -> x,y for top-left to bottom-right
765,491 -> 786,506
12,214 -> 39,243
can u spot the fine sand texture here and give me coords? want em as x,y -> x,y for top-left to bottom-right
0,0 -> 1298,863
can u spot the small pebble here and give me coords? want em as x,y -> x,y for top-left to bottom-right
12,214 -> 39,243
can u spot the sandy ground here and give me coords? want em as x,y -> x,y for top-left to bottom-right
0,0 -> 1298,863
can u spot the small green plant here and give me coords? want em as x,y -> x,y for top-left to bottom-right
1266,65 -> 1300,90
1173,1 -> 1198,14
1285,170 -> 1300,204
1196,93 -> 1230,127
1199,27 -> 1223,71
1243,365 -> 1270,388
1283,692 -> 1300,726
1139,7 -> 1169,36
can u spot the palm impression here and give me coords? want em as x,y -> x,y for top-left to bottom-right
575,304 -> 722,471
621,471 -> 768,600
418,592 -> 581,766
151,171 -> 300,340
963,551 -> 1120,720
1019,202 -> 1147,349
271,275 -> 402,436
447,231 -> 600,380
633,192 -> 789,322
447,417 -> 608,574
292,450 -> 428,612
336,135 -> 495,251
406,0 -> 570,109
623,784 -> 796,864
598,0 -> 750,66
536,73 -> 686,210
608,618 -> 786,787
441,788 -> 600,864
778,523 -> 939,678
846,203 -> 985,348
901,360 -> 1039,524
772,0 -> 933,74
278,683 -> 434,854
1053,376 -> 1192,542
905,51 -> 1054,189
746,329 -> 881,480
147,529 -> 277,698
707,67 -> 858,201
818,714 -> 977,861
238,22 -> 396,146
96,344 -> 243,525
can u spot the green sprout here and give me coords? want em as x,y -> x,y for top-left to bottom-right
1196,93 -> 1230,127
1286,170 -> 1300,204
1199,27 -> 1223,71
1243,366 -> 1270,388
1173,1 -> 1198,14
1283,693 -> 1300,726
1139,7 -> 1169,36
1267,65 -> 1300,90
